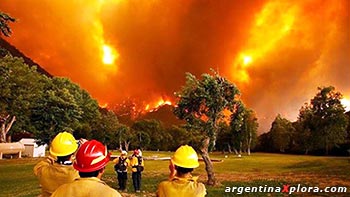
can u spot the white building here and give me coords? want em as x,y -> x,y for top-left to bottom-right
19,138 -> 46,157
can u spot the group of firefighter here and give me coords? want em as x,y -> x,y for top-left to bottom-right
33,132 -> 207,197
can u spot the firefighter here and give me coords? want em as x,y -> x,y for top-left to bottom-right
33,131 -> 79,197
51,140 -> 121,197
113,150 -> 130,191
130,149 -> 144,192
157,145 -> 207,197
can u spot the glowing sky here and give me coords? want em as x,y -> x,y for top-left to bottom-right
1,0 -> 349,132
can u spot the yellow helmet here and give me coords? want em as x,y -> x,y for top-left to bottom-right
172,145 -> 199,168
49,132 -> 78,157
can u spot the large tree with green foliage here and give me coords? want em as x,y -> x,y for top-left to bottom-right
230,103 -> 258,155
298,86 -> 348,154
269,114 -> 294,152
294,103 -> 314,154
174,70 -> 240,185
0,56 -> 46,142
131,119 -> 164,150
31,77 -> 83,145
240,108 -> 258,155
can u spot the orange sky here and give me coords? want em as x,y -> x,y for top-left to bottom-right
1,0 -> 349,132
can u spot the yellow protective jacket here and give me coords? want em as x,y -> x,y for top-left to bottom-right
33,157 -> 79,197
112,156 -> 130,172
130,156 -> 144,172
51,177 -> 122,197
157,176 -> 207,197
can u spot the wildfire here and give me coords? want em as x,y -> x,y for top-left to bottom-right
341,97 -> 350,112
242,54 -> 253,66
231,1 -> 297,84
99,103 -> 108,108
102,44 -> 118,65
144,98 -> 173,112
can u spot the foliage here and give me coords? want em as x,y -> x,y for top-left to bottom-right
0,56 -> 47,141
131,119 -> 165,150
0,54 -> 104,145
269,114 -> 294,152
31,77 -> 83,145
174,70 -> 240,149
174,70 -> 241,185
90,109 -> 119,147
297,86 -> 348,154
258,86 -> 349,155
0,12 -> 15,37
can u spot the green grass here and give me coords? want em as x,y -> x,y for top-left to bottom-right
0,152 -> 349,196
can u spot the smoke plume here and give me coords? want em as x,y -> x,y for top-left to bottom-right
1,0 -> 349,132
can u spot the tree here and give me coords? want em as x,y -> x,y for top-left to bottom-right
91,109 -> 119,147
31,78 -> 83,145
269,114 -> 294,152
295,103 -> 314,154
0,56 -> 46,142
230,102 -> 245,154
131,119 -> 163,150
53,77 -> 101,138
230,103 -> 258,155
0,12 -> 15,37
174,70 -> 240,185
241,108 -> 258,155
301,86 -> 348,154
115,124 -> 132,151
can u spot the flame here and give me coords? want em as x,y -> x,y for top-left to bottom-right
144,98 -> 173,112
145,104 -> 150,111
242,54 -> 253,66
231,1 -> 297,84
341,97 -> 350,112
99,103 -> 108,108
102,44 -> 118,65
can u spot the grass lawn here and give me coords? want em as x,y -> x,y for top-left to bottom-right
0,152 -> 349,197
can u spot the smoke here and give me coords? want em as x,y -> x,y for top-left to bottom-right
1,0 -> 349,132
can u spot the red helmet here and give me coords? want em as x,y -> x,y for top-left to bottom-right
73,140 -> 111,172
133,149 -> 140,155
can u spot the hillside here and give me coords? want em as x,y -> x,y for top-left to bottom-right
137,104 -> 185,127
0,37 -> 51,77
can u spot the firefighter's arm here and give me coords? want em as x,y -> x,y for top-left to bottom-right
168,159 -> 176,180
112,158 -> 119,164
33,156 -> 55,176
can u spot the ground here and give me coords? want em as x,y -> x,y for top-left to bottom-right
0,152 -> 349,197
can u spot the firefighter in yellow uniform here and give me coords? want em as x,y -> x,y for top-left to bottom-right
113,150 -> 130,191
51,140 -> 122,197
33,132 -> 79,197
130,149 -> 144,192
157,145 -> 207,197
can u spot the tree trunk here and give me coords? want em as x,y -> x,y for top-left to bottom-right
200,137 -> 217,186
247,139 -> 251,156
124,141 -> 130,152
239,141 -> 242,154
227,144 -> 232,153
0,115 -> 16,143
233,148 -> 238,155
325,139 -> 329,155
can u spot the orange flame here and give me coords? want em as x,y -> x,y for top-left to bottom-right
102,44 -> 118,65
99,103 -> 108,108
341,97 -> 350,112
144,98 -> 173,112
231,1 -> 297,84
